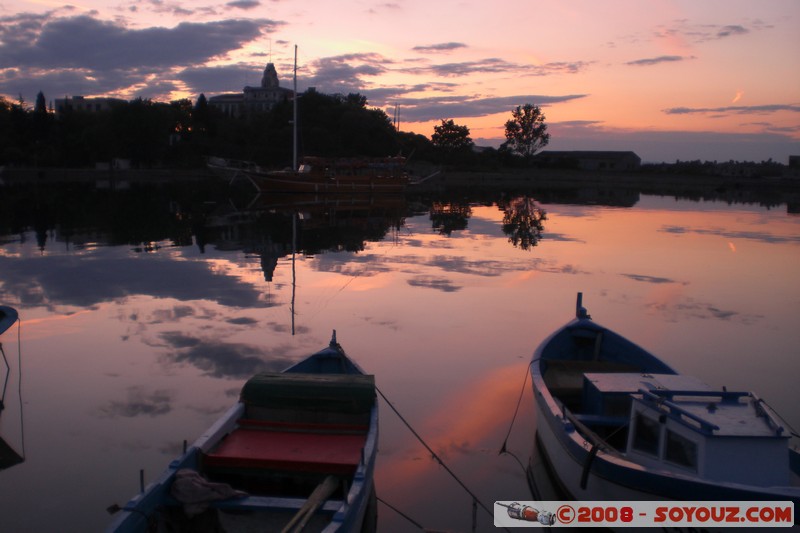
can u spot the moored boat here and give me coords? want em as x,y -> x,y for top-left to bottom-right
0,306 -> 17,337
0,305 -> 24,471
244,156 -> 410,194
529,293 -> 799,518
107,331 -> 378,532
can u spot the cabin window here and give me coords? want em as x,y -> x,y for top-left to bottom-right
632,412 -> 660,456
665,430 -> 698,471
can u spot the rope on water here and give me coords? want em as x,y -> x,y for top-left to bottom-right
497,363 -> 531,477
376,386 -> 509,532
376,495 -> 426,531
16,316 -> 24,459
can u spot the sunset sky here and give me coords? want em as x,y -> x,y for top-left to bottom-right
1,0 -> 798,162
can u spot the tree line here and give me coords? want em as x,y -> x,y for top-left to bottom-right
0,90 -> 549,169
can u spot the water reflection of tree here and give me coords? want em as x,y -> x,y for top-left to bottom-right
430,201 -> 472,236
500,196 -> 546,250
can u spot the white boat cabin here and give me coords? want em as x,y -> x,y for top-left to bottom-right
579,372 -> 789,486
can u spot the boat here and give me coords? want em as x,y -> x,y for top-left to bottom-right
0,306 -> 17,336
243,156 -> 410,194
0,305 -> 24,471
225,46 -> 409,195
529,293 -> 799,514
107,331 -> 379,532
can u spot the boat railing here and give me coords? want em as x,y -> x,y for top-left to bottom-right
750,392 -> 787,436
639,388 -> 790,438
638,389 -> 722,433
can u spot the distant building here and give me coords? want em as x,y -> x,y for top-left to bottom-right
789,155 -> 800,168
54,96 -> 126,116
536,150 -> 642,171
208,63 -> 293,118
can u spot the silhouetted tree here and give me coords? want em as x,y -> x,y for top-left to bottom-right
431,119 -> 474,163
193,94 -> 210,132
501,196 -> 547,250
295,91 -> 397,159
34,92 -> 47,114
31,91 -> 53,164
431,119 -> 473,156
501,104 -> 550,162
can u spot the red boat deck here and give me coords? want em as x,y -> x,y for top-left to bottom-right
203,424 -> 366,475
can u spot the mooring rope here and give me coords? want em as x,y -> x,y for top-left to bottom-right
16,316 -> 24,459
375,495 -> 426,531
497,363 -> 531,477
375,386 -> 509,532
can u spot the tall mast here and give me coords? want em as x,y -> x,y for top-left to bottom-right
292,45 -> 298,171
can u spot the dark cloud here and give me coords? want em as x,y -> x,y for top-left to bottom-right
312,253 -> 393,277
716,24 -> 749,38
663,104 -> 800,115
400,58 -> 590,77
389,253 -> 584,277
288,51 -> 588,122
99,386 -> 173,418
178,48 -> 290,90
552,119 -> 605,129
179,63 -> 267,94
159,331 -> 293,378
654,20 -> 762,43
621,273 -> 680,284
0,66 -> 162,103
625,55 -> 693,67
149,305 -> 196,324
226,316 -> 260,326
0,13 -> 281,100
140,0 -> 195,17
407,276 -> 462,292
645,299 -> 762,325
540,233 -> 585,243
271,51 -> 590,123
2,15 -> 587,124
389,93 -> 588,123
659,226 -> 800,245
0,252 -> 272,311
413,42 -> 468,53
302,53 -> 391,93
0,15 -> 274,70
404,255 -> 503,277
227,0 -> 261,9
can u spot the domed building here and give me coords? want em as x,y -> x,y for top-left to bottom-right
208,63 -> 293,118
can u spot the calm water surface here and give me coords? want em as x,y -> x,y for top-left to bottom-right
0,184 -> 798,532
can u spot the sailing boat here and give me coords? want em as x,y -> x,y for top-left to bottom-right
242,46 -> 410,194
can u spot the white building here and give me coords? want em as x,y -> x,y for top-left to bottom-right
208,63 -> 293,118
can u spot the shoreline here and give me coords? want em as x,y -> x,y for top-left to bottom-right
412,166 -> 800,188
3,165 -> 799,210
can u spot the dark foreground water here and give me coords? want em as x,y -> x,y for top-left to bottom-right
0,181 -> 798,532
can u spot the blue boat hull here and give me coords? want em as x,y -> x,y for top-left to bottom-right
0,306 -> 18,337
529,295 -> 799,521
